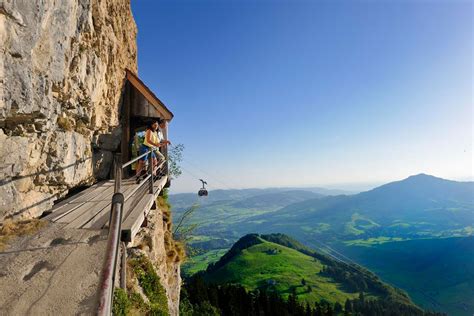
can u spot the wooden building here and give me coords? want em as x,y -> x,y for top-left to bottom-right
120,69 -> 174,172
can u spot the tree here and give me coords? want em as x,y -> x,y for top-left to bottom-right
345,299 -> 353,313
193,301 -> 219,316
305,302 -> 312,316
179,296 -> 194,316
288,293 -> 298,315
325,304 -> 334,316
172,204 -> 201,259
173,204 -> 199,239
334,302 -> 343,313
167,143 -> 184,179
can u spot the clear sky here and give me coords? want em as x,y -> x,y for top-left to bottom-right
131,0 -> 473,193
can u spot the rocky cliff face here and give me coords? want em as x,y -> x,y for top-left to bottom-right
131,197 -> 183,316
0,0 -> 137,220
1,1 -> 182,313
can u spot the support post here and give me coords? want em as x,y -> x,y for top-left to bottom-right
148,150 -> 154,194
110,153 -> 122,225
120,242 -> 127,290
114,154 -> 122,194
163,122 -> 169,177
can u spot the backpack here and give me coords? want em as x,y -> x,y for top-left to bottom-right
131,130 -> 146,170
134,130 -> 146,148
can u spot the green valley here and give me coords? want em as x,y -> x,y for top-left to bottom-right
338,237 -> 474,316
172,174 -> 474,315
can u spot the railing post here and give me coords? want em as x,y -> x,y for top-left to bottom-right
162,146 -> 168,178
148,150 -> 154,194
163,122 -> 169,177
120,242 -> 127,290
109,154 -> 122,225
114,154 -> 122,194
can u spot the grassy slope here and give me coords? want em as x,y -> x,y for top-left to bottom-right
205,237 -> 381,305
340,237 -> 474,316
183,248 -> 228,277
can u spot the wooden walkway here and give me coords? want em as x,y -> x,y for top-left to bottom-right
43,176 -> 168,243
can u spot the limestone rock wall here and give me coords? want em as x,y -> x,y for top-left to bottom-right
132,199 -> 182,316
0,0 -> 137,220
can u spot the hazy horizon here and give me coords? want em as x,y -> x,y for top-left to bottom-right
132,1 -> 473,194
169,173 -> 474,194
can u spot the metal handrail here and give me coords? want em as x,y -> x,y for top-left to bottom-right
121,149 -> 152,169
124,150 -> 166,195
97,193 -> 124,316
121,146 -> 166,169
98,148 -> 168,315
98,157 -> 124,316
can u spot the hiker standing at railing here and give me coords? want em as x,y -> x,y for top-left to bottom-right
135,119 -> 171,178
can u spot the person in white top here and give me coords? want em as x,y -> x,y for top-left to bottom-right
156,120 -> 171,177
157,119 -> 170,161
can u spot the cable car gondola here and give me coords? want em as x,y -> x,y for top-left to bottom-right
198,179 -> 208,197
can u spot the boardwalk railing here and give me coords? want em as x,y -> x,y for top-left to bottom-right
97,148 -> 166,315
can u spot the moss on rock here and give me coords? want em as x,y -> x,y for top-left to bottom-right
129,255 -> 169,315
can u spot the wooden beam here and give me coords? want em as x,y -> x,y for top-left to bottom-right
121,81 -> 131,165
125,70 -> 174,121
121,194 -> 155,243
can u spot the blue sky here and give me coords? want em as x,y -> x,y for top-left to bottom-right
131,0 -> 473,193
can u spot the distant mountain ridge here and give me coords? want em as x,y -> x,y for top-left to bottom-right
243,174 -> 474,241
169,186 -> 352,210
359,174 -> 474,213
230,190 -> 323,209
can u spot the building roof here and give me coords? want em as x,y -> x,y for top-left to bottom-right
125,69 -> 174,121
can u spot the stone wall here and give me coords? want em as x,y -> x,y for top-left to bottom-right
0,0 -> 137,220
132,198 -> 182,316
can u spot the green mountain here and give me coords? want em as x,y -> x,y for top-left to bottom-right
201,233 -> 421,311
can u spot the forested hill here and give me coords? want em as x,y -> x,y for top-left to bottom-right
204,233 -> 414,306
182,233 -> 445,316
204,234 -> 414,306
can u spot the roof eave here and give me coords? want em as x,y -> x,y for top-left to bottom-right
125,69 -> 174,121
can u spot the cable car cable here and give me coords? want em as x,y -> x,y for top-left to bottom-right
167,144 -> 239,190
168,146 -> 402,277
181,158 -> 239,191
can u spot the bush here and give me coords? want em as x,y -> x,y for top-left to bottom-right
129,255 -> 169,315
112,288 -> 130,316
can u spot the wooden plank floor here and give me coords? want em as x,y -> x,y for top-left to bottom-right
44,176 -> 168,243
